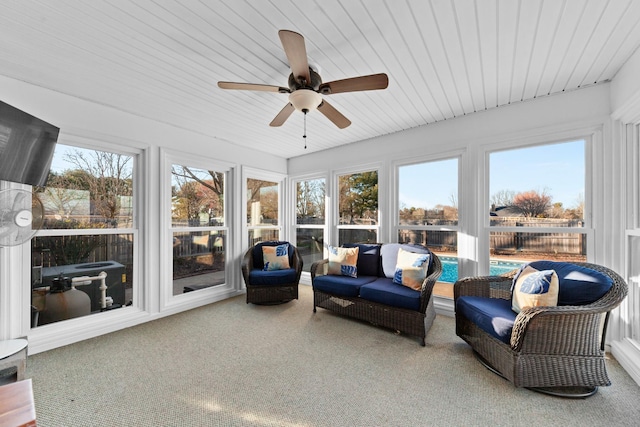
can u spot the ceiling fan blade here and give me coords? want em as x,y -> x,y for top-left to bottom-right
317,100 -> 351,129
319,73 -> 389,95
218,81 -> 289,93
278,30 -> 311,85
269,103 -> 295,127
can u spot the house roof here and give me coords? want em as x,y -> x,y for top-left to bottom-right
1,0 -> 639,159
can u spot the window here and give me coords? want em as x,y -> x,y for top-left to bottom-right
488,140 -> 587,265
397,158 -> 459,284
628,233 -> 640,343
170,165 -> 227,295
31,143 -> 136,326
295,178 -> 326,272
623,122 -> 640,360
247,178 -> 280,246
337,170 -> 378,244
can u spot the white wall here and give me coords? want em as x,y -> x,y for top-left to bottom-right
611,46 -> 640,118
0,75 -> 287,172
609,45 -> 640,386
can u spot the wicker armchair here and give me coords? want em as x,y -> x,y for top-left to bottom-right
454,261 -> 628,397
241,241 -> 303,304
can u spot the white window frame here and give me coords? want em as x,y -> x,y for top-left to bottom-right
290,173 -> 328,278
21,133 -> 145,354
481,135 -> 594,275
160,150 -> 237,312
242,166 -> 286,250
392,154 -> 462,239
612,120 -> 640,386
333,164 -> 382,246
392,153 -> 462,283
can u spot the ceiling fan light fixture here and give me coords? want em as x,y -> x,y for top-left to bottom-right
289,89 -> 322,112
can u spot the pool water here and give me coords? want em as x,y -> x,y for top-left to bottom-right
438,256 -> 523,283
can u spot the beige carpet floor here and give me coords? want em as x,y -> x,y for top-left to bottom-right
26,285 -> 640,426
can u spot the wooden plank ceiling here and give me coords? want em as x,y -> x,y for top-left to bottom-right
1,0 -> 639,159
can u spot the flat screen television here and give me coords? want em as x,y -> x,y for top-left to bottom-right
0,100 -> 59,186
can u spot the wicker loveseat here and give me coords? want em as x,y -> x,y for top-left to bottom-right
311,243 -> 442,346
454,260 -> 628,397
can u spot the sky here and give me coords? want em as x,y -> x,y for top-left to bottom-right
49,143 -> 99,173
399,139 -> 585,210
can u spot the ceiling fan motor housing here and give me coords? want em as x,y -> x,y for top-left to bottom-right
288,67 -> 322,91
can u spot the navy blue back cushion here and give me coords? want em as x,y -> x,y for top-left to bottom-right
518,261 -> 613,306
252,241 -> 293,270
343,243 -> 381,277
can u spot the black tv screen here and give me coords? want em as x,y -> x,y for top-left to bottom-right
0,100 -> 59,186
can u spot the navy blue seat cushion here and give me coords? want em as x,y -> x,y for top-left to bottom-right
518,261 -> 613,306
343,243 -> 381,277
359,278 -> 421,311
456,296 -> 517,344
252,241 -> 294,270
249,268 -> 297,286
313,275 -> 377,297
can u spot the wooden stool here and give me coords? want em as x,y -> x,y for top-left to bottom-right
0,339 -> 28,383
0,379 -> 37,427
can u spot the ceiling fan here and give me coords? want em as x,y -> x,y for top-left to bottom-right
218,29 -> 389,130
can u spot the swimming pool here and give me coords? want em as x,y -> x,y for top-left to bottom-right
438,256 -> 523,283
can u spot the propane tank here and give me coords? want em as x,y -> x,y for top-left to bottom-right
39,277 -> 91,325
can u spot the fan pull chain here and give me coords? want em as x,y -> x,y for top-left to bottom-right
302,109 -> 308,149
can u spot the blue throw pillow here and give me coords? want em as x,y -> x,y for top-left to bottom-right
343,243 -> 381,276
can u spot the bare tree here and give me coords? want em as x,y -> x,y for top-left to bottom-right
63,150 -> 133,224
512,190 -> 552,218
246,178 -> 278,224
449,191 -> 458,209
171,166 -> 223,198
296,179 -> 325,222
490,189 -> 517,208
37,172 -> 88,219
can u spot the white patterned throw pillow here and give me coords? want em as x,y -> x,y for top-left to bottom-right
511,264 -> 559,313
262,244 -> 290,271
392,248 -> 430,291
327,245 -> 359,278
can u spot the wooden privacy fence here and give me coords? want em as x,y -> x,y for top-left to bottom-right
172,233 -> 226,258
491,231 -> 585,255
489,218 -> 583,227
398,230 -> 457,251
399,227 -> 586,255
36,234 -> 134,268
